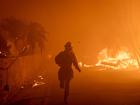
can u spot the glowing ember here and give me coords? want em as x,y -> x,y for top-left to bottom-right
96,48 -> 139,70
38,75 -> 44,80
21,86 -> 24,89
32,80 -> 45,88
32,75 -> 46,88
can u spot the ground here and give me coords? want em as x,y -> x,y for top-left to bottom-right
1,69 -> 140,105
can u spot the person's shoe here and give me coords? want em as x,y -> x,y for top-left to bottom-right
64,98 -> 68,104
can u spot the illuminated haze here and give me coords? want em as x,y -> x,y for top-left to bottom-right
1,0 -> 140,63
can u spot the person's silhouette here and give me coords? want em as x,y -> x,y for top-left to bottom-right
55,41 -> 81,104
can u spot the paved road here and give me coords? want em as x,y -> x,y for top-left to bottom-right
48,70 -> 140,105
2,70 -> 140,105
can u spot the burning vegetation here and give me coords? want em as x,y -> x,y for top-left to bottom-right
0,17 -> 47,57
0,17 -> 47,93
96,47 -> 139,70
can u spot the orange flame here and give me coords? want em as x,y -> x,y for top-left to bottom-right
79,62 -> 93,68
96,48 -> 139,70
32,80 -> 45,88
32,75 -> 46,88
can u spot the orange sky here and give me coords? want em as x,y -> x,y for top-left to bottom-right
0,0 -> 140,63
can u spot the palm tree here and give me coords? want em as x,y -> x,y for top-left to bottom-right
0,17 -> 47,56
0,17 -> 47,92
26,22 -> 47,54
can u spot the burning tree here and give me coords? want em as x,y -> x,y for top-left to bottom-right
0,17 -> 47,92
0,17 -> 46,56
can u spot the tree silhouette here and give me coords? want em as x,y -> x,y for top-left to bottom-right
0,18 -> 47,93
0,17 -> 47,57
26,22 -> 46,54
0,35 -> 10,57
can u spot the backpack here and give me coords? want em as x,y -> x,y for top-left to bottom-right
55,52 -> 65,67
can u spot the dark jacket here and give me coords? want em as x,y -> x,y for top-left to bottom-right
55,50 -> 80,80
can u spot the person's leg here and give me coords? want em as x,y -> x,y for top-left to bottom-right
64,79 -> 70,104
58,70 -> 64,88
60,79 -> 64,88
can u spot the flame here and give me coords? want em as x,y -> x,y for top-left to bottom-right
96,48 -> 139,70
32,75 -> 46,88
38,75 -> 44,80
78,62 -> 83,67
79,62 -> 93,68
32,80 -> 45,88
